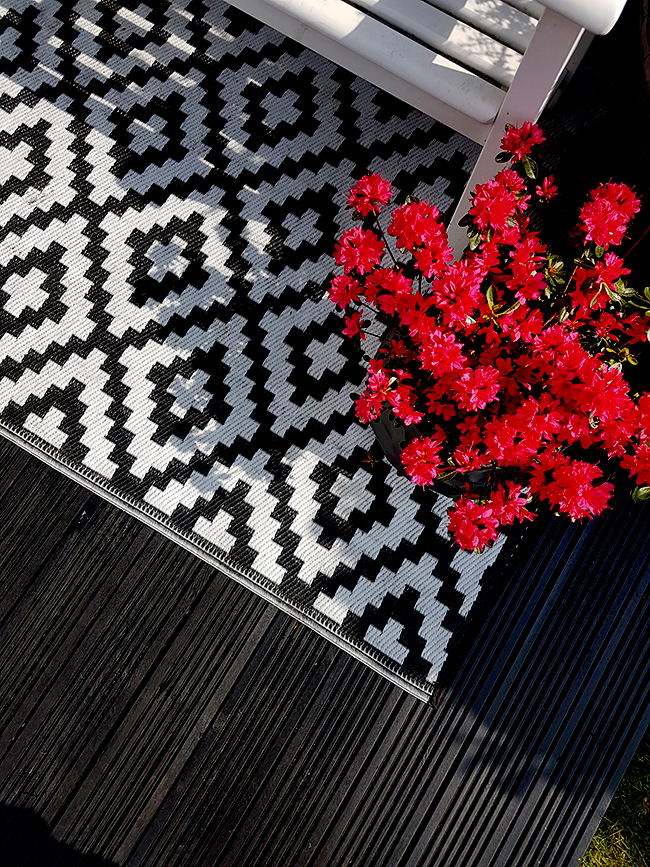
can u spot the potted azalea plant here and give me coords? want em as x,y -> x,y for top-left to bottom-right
329,123 -> 650,552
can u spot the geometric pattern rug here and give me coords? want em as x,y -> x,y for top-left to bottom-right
0,0 -> 528,698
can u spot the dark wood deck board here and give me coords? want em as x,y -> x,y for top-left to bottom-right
1,433 -> 649,867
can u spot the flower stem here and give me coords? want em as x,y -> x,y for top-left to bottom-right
623,221 -> 650,260
372,212 -> 399,268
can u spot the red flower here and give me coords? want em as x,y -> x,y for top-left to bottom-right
364,267 -> 412,312
536,175 -> 558,200
500,122 -> 545,161
413,243 -> 452,279
389,385 -> 424,425
447,496 -> 499,552
346,173 -> 392,216
343,311 -> 366,339
401,434 -> 446,486
419,329 -> 468,376
489,482 -> 535,525
355,392 -> 383,422
328,274 -> 362,309
531,454 -> 614,519
433,259 -> 484,326
469,180 -> 518,233
452,436 -> 485,470
579,182 -> 640,249
388,200 -> 449,253
552,460 -> 615,520
334,226 -> 385,274
620,313 -> 649,344
452,365 -> 500,411
621,441 -> 650,486
593,311 -> 622,341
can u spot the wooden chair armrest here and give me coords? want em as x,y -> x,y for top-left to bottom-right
537,0 -> 627,35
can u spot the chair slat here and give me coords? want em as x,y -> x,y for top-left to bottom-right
345,0 -> 524,88
501,0 -> 545,20
423,0 -> 538,53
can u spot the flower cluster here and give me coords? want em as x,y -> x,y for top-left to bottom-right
330,123 -> 650,552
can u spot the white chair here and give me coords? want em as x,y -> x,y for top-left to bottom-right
222,0 -> 628,252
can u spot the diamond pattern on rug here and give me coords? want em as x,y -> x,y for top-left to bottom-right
0,0 -> 523,696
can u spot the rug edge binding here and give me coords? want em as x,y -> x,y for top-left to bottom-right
0,422 -> 434,702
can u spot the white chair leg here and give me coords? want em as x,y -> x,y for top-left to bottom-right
446,7 -> 586,257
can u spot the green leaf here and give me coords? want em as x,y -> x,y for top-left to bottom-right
437,468 -> 460,482
495,152 -> 511,163
469,231 -> 482,251
458,214 -> 471,227
594,245 -> 605,259
558,306 -> 570,323
633,485 -> 650,502
486,284 -> 496,309
643,287 -> 650,302
522,156 -> 538,179
589,289 -> 603,309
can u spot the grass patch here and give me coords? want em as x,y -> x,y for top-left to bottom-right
581,729 -> 650,867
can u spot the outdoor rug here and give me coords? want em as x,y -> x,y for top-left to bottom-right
0,0 -> 528,698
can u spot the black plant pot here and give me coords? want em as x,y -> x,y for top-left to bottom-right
370,407 -> 493,501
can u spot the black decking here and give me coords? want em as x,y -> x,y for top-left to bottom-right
1,431 -> 650,867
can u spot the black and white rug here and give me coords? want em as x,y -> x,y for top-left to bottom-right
0,0 -> 526,698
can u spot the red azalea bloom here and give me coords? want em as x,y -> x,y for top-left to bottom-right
381,267 -> 413,296
469,179 -> 518,233
595,182 -> 641,219
621,441 -> 650,486
447,495 -> 500,552
489,481 -> 536,525
551,459 -> 615,520
579,199 -> 628,249
413,243 -> 452,279
419,329 -> 468,376
401,433 -> 446,485
343,310 -> 366,339
346,173 -> 392,216
426,393 -> 457,421
433,259 -> 484,326
579,182 -> 640,249
620,312 -> 649,344
536,175 -> 558,200
367,365 -> 392,398
639,394 -> 650,436
452,365 -> 500,411
364,267 -> 412,308
334,226 -> 385,274
328,274 -> 362,309
388,200 -> 449,253
390,386 -> 425,425
494,168 -> 528,195
593,311 -> 622,341
355,392 -> 383,423
500,122 -> 545,161
594,252 -> 630,290
452,436 -> 485,470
